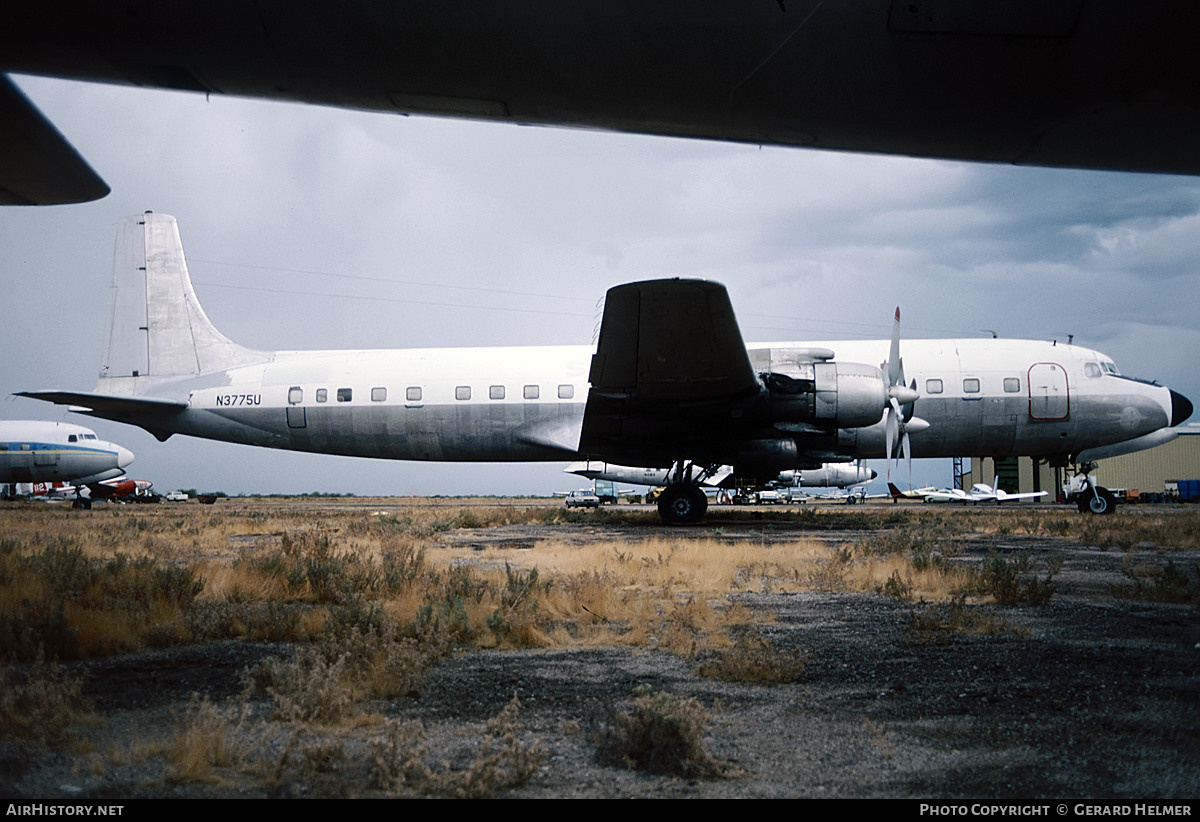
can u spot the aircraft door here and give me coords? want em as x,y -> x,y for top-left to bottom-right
1028,363 -> 1069,421
286,386 -> 307,429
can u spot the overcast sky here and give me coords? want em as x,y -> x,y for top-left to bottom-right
2,74 -> 1197,496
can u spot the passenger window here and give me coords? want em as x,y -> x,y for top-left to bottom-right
288,386 -> 303,404
557,384 -> 574,400
490,385 -> 505,400
406,386 -> 422,402
371,387 -> 386,402
963,378 -> 980,394
925,379 -> 943,394
316,389 -> 327,403
337,388 -> 352,402
523,385 -> 540,400
1003,378 -> 1021,393
455,386 -> 471,401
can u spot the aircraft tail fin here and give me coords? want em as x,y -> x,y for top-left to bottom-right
100,212 -> 267,388
887,482 -> 903,499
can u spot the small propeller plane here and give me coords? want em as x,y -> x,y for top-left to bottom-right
18,213 -> 1192,524
968,483 -> 1049,504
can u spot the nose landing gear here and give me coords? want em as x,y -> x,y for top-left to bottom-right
1066,462 -> 1116,515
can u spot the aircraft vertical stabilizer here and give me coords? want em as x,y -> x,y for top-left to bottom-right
101,212 -> 267,387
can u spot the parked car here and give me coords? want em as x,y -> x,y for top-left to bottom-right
565,489 -> 601,508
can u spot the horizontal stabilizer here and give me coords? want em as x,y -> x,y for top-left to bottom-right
16,390 -> 187,413
0,75 -> 109,205
16,391 -> 187,441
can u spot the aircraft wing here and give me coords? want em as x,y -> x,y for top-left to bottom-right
995,489 -> 1049,502
0,75 -> 109,205
579,279 -> 762,465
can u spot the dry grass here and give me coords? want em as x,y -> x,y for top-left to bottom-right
0,651 -> 92,748
4,500 -> 1191,667
4,497 -> 1198,793
594,685 -> 735,778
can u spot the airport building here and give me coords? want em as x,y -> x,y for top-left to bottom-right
963,423 -> 1200,502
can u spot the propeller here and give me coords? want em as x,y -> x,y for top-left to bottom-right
882,307 -> 927,485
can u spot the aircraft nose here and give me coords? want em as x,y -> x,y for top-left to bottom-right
116,446 -> 135,469
868,469 -> 878,480
1171,390 -> 1193,427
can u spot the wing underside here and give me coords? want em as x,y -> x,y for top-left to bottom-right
0,75 -> 109,205
579,279 -> 763,465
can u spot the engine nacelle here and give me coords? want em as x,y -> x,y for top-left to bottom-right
735,438 -> 800,475
761,360 -> 887,429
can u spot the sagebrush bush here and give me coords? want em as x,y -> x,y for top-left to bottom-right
595,686 -> 732,778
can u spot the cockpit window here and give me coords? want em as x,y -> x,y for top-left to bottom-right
1102,361 -> 1120,375
1084,363 -> 1102,379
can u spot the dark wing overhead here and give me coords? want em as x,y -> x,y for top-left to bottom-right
0,75 -> 109,205
580,279 -> 763,464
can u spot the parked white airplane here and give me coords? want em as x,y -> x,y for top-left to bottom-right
7,3 -> 1200,204
0,420 -> 133,484
887,483 -> 939,502
565,460 -> 875,490
17,213 -> 1192,523
969,483 -> 1049,504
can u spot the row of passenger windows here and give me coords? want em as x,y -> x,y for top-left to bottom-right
924,377 -> 1023,395
287,384 -> 576,405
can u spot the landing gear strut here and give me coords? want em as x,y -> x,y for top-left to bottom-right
1069,462 -> 1116,515
656,461 -> 713,525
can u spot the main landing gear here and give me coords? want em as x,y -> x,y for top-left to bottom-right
656,461 -> 715,525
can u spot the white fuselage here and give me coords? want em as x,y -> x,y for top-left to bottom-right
144,336 -> 1176,467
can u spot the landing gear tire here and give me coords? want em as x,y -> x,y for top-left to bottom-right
657,484 -> 708,525
1078,487 -> 1115,515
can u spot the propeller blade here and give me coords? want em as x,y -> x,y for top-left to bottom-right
887,306 -> 902,387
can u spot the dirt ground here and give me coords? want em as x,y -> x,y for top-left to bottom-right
4,501 -> 1199,799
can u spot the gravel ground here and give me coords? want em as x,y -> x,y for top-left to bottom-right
4,505 -> 1198,799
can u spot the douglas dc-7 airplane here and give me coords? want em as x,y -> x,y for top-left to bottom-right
0,420 -> 133,485
17,213 -> 1193,523
6,2 -> 1200,204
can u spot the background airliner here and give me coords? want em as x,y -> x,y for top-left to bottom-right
0,420 -> 133,485
4,2 -> 1200,204
565,461 -> 876,491
17,213 -> 1191,523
